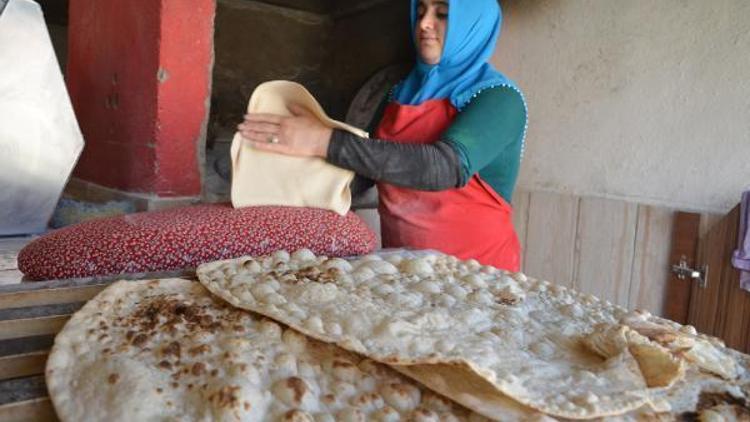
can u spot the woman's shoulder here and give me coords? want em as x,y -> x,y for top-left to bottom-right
458,84 -> 526,114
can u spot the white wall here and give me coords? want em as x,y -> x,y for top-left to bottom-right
494,0 -> 750,213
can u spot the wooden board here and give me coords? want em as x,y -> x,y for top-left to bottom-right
628,205 -> 674,316
0,398 -> 57,422
524,191 -> 579,287
0,351 -> 48,381
0,285 -> 105,310
710,206 -> 750,352
689,211 -> 730,337
664,212 -> 701,324
682,204 -> 750,353
0,316 -> 70,341
573,197 -> 637,308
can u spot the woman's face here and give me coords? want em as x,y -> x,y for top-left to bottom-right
415,0 -> 448,65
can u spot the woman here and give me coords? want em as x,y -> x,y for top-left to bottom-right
238,0 -> 527,272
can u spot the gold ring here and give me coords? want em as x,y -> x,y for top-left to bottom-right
267,135 -> 279,144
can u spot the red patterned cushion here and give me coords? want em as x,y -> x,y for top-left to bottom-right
18,203 -> 377,280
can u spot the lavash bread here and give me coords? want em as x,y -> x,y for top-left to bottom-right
45,278 -> 493,422
197,249 -> 750,421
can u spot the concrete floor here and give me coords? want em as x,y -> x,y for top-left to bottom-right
0,236 -> 35,285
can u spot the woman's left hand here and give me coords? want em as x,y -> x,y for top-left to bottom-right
237,103 -> 332,158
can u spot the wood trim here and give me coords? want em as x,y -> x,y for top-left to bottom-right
573,197 -> 637,307
0,270 -> 195,295
0,351 -> 48,381
0,285 -> 105,310
689,211 -> 730,336
664,211 -> 701,324
0,397 -> 56,422
524,191 -> 579,287
0,315 -> 69,341
628,205 -> 674,315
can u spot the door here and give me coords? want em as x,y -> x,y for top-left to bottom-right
667,205 -> 750,353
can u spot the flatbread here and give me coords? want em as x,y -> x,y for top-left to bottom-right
230,81 -> 368,215
622,310 -> 741,381
46,278 -> 500,421
582,323 -> 685,388
197,250 -> 655,419
197,249 -> 750,421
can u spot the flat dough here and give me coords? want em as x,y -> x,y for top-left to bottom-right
197,249 -> 750,421
230,81 -> 368,215
197,251 -> 648,419
46,278 -> 495,421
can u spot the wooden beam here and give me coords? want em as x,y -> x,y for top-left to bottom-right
0,316 -> 69,341
0,285 -> 105,311
628,205 -> 675,316
0,397 -> 56,422
0,351 -> 48,381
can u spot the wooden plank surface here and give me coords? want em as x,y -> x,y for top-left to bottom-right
573,197 -> 638,308
711,206 -> 750,353
0,270 -> 196,295
664,212 -> 701,324
0,285 -> 105,311
628,205 -> 674,316
0,397 -> 56,422
0,316 -> 69,341
511,190 -> 530,269
0,375 -> 48,407
0,352 -> 47,381
718,260 -> 750,353
689,212 -> 729,337
524,191 -> 579,287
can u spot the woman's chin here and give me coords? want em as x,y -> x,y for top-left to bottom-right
419,53 -> 441,65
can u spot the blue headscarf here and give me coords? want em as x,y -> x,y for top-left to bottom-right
393,0 -> 516,110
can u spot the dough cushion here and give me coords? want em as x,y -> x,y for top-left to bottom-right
231,81 -> 368,215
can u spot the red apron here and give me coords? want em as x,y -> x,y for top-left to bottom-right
374,98 -> 521,271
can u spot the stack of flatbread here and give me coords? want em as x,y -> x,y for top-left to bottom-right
47,249 -> 750,421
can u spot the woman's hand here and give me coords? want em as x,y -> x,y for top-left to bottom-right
237,103 -> 332,158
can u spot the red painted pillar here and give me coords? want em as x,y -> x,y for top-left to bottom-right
67,0 -> 215,197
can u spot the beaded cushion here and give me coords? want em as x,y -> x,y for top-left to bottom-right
18,203 -> 377,281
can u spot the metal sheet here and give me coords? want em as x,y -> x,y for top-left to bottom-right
0,0 -> 84,235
